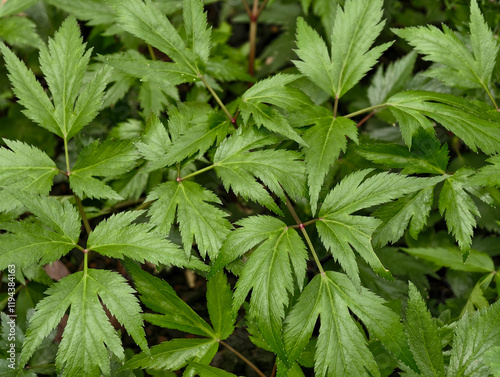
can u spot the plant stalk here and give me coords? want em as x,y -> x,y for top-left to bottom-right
345,103 -> 388,119
285,197 -> 325,275
180,164 -> 216,181
198,74 -> 235,122
63,137 -> 70,174
74,195 -> 92,235
220,340 -> 266,377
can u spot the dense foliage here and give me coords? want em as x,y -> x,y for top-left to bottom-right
0,0 -> 500,376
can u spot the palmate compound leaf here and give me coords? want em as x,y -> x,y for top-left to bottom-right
107,0 -> 210,83
293,0 -> 392,99
124,259 -> 215,338
0,193 -> 80,270
372,186 -> 435,248
239,74 -> 309,145
69,139 -> 139,200
447,300 -> 500,377
300,107 -> 359,214
137,107 -> 229,172
355,131 -> 449,175
283,271 -> 417,377
355,133 -> 449,247
318,170 -> 445,288
209,216 -> 307,365
213,127 -> 306,215
405,283 -> 445,377
392,0 -> 499,92
0,17 -> 112,141
387,91 -> 500,153
367,52 -> 417,106
0,139 -> 58,195
146,180 -> 232,260
19,269 -> 148,377
87,210 -> 208,271
123,261 -> 232,373
438,168 -> 490,251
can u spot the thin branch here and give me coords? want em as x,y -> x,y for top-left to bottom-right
63,137 -> 70,174
220,340 -> 266,377
147,44 -> 157,61
356,111 -> 375,128
135,200 -> 153,211
290,218 -> 319,228
256,0 -> 270,17
333,95 -> 339,118
180,164 -> 216,181
198,74 -> 235,122
344,103 -> 387,119
285,197 -> 325,275
242,0 -> 252,16
483,84 -> 498,109
74,195 -> 91,235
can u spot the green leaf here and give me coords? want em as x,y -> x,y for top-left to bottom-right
355,132 -> 449,175
284,272 -> 416,376
294,0 -> 392,99
240,74 -> 310,145
135,114 -> 171,168
387,91 -> 500,153
102,54 -> 199,86
438,169 -> 482,250
0,0 -> 38,17
0,192 -> 81,269
45,0 -> 115,26
405,282 -> 445,377
189,363 -> 236,377
139,80 -> 178,116
0,42 -> 59,136
214,127 -> 306,214
137,104 -> 228,170
206,271 -> 235,340
0,220 -> 76,271
372,186 -> 435,247
0,17 -> 41,49
209,215 -> 287,277
122,338 -> 218,371
38,16 -> 111,139
109,0 -> 200,75
147,181 -> 232,259
183,0 -> 211,67
160,113 -> 228,168
124,259 -> 215,338
0,139 -> 58,195
484,347 -> 500,376
69,139 -> 139,200
402,247 -> 494,273
318,170 -> 443,287
0,18 -> 112,140
87,210 -> 207,270
20,269 -> 148,376
232,220 -> 308,365
447,300 -> 500,377
302,112 -> 358,214
393,0 -> 499,91
368,52 -> 417,106
473,155 -> 500,187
